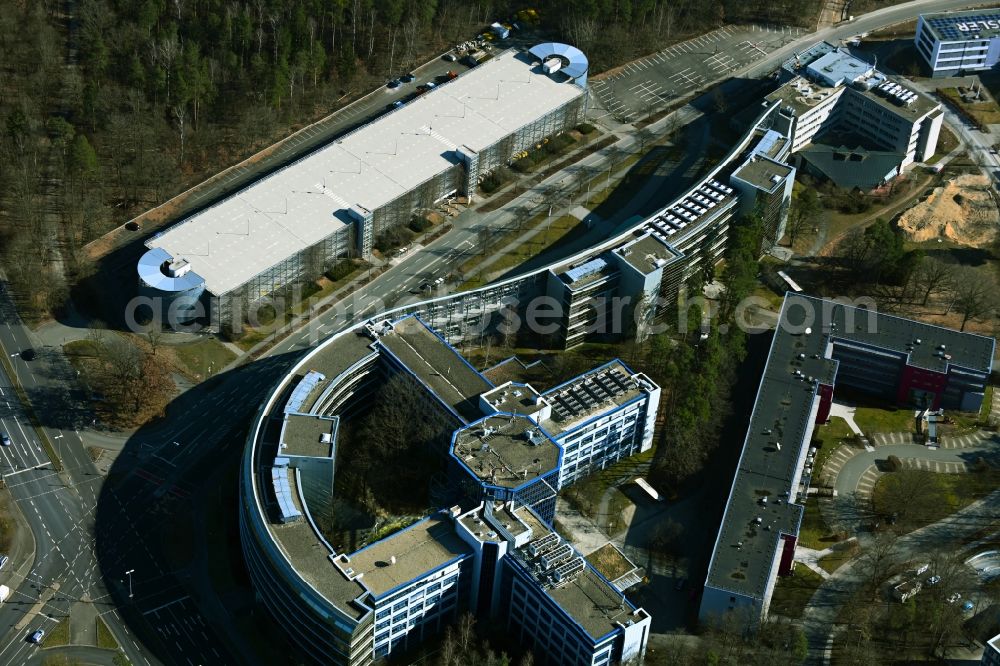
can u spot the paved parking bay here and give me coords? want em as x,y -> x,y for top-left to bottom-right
589,24 -> 805,122
855,464 -> 882,498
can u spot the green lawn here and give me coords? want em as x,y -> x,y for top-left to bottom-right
44,618 -> 70,647
797,498 -> 843,550
770,566 -> 824,619
811,417 -> 855,479
853,406 -> 916,435
97,615 -> 119,650
818,542 -> 860,574
172,338 -> 237,380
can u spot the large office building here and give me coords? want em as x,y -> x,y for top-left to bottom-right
768,43 -> 943,185
700,294 -> 994,627
139,44 -> 588,327
241,314 -> 657,665
916,9 -> 1000,77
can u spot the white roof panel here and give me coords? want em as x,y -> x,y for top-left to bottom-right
147,48 -> 584,296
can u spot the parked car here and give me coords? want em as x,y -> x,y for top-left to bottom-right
29,629 -> 44,644
443,52 -> 457,62
0,432 -> 10,447
387,78 -> 401,89
401,73 -> 415,83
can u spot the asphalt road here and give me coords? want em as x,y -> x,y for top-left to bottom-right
0,340 -> 147,664
801,488 -> 1000,664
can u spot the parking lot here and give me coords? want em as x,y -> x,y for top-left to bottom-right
589,24 -> 806,122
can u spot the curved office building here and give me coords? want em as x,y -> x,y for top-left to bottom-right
240,315 -> 659,665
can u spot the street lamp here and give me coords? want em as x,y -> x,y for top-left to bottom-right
125,569 -> 135,599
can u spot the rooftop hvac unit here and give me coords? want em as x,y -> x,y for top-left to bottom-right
527,532 -> 560,557
553,557 -> 586,583
541,543 -> 574,570
543,58 -> 562,74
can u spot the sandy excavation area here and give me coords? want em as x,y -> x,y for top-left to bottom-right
897,173 -> 999,247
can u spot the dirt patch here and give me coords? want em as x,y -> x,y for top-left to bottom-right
897,174 -> 999,247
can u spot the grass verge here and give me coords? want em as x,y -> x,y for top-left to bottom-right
811,416 -> 856,480
770,566 -> 824,619
97,615 -> 119,650
818,541 -> 861,574
798,498 -> 844,550
44,618 -> 70,647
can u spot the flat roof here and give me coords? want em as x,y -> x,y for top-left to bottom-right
706,297 -> 836,599
279,413 -> 336,458
147,48 -> 583,295
707,294 -> 995,600
346,514 -> 472,598
733,155 -> 793,192
460,501 -> 532,539
800,294 -> 995,373
513,510 -> 643,640
806,50 -> 873,87
481,382 -> 546,416
768,74 -> 938,124
615,233 -> 682,274
921,10 -> 1000,41
453,414 -> 561,488
540,361 -> 647,436
378,316 -> 493,422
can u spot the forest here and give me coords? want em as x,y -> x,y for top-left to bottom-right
0,0 -> 881,320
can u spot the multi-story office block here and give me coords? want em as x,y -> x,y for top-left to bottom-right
769,43 -> 943,178
139,44 -> 588,327
701,294 -> 994,628
453,501 -> 650,666
916,10 -> 1000,77
242,315 -> 658,665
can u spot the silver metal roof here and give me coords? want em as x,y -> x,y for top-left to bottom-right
145,48 -> 584,296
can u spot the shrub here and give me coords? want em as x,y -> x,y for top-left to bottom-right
373,226 -> 414,254
409,216 -> 432,233
511,154 -> 534,173
255,303 -> 277,325
325,260 -> 356,282
576,122 -> 596,135
886,455 -> 902,472
481,173 -> 503,193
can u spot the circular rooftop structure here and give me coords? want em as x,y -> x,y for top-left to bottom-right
529,42 -> 589,86
137,247 -> 205,293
